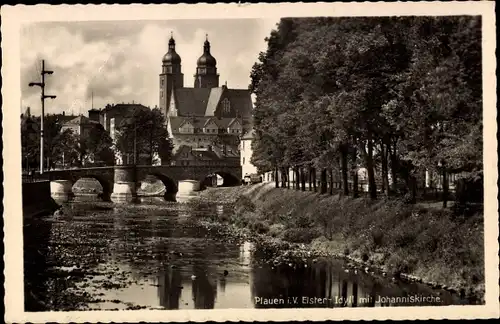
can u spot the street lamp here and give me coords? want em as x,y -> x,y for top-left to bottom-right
28,60 -> 56,174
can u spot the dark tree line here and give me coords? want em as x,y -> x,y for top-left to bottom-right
21,107 -> 174,169
21,114 -> 114,169
250,16 -> 482,205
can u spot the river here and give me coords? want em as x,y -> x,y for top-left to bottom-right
23,195 -> 469,311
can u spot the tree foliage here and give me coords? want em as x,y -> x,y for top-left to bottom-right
21,114 -> 114,169
115,108 -> 174,165
251,16 -> 482,203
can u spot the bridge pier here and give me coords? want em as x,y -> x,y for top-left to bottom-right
110,165 -> 137,203
177,180 -> 201,198
50,180 -> 73,202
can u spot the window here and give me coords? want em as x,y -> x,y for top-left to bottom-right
161,91 -> 164,98
242,141 -> 245,150
161,79 -> 164,86
243,157 -> 245,164
222,98 -> 231,114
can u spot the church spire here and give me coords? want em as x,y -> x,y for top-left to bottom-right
163,31 -> 181,65
194,35 -> 219,88
168,31 -> 176,50
203,34 -> 211,53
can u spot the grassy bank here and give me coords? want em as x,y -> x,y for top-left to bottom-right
197,183 -> 484,301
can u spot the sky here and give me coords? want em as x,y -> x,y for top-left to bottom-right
20,19 -> 278,116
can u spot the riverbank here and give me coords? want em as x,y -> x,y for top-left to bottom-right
195,183 -> 484,302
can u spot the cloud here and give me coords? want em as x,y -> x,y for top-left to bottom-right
20,19 -> 278,116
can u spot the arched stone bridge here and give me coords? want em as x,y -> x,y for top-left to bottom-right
43,164 -> 242,201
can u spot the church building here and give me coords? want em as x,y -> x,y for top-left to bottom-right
159,34 -> 253,158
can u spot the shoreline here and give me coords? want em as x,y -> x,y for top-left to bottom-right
191,183 -> 484,303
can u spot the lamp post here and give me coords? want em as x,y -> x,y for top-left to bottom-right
134,119 -> 137,165
29,60 -> 56,174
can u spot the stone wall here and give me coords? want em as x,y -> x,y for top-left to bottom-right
22,181 -> 59,219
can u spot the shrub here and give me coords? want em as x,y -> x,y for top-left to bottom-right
250,220 -> 269,234
268,224 -> 286,238
282,228 -> 320,244
371,228 -> 385,247
235,195 -> 256,214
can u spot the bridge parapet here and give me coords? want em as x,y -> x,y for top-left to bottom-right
33,163 -> 242,202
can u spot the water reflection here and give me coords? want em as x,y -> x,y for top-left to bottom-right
25,198 -> 471,311
24,216 -> 52,311
158,267 -> 183,309
191,265 -> 217,309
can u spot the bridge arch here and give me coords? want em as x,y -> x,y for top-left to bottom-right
201,171 -> 241,188
73,175 -> 113,201
137,172 -> 179,201
50,174 -> 113,201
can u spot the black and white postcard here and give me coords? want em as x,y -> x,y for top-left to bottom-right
2,2 -> 498,322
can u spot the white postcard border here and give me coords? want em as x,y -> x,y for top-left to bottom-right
2,2 -> 498,322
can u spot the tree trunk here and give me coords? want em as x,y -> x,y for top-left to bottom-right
364,134 -> 377,200
320,168 -> 327,194
329,168 -> 334,195
274,166 -> 279,188
442,168 -> 448,208
281,167 -> 287,188
352,167 -> 359,198
340,146 -> 349,196
287,167 -> 291,189
381,142 -> 390,198
295,167 -> 300,190
389,141 -> 398,193
410,175 -> 417,204
300,167 -> 306,191
308,166 -> 313,191
351,143 -> 359,198
312,167 -> 317,192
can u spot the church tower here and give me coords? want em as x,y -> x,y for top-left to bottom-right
160,34 -> 184,115
194,35 -> 219,88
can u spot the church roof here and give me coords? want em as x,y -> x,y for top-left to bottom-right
174,88 -> 211,116
172,87 -> 252,117
101,103 -> 150,114
204,87 -> 224,116
224,89 -> 253,116
64,115 -> 100,125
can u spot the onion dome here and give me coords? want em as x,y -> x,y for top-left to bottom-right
196,36 -> 217,67
163,35 -> 181,64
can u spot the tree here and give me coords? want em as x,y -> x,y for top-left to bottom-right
250,16 -> 482,205
115,108 -> 174,165
80,124 -> 114,165
21,116 -> 40,170
51,129 -> 81,167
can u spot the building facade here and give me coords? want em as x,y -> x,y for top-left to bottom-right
240,129 -> 258,179
88,103 -> 150,142
60,115 -> 101,140
159,35 -> 253,158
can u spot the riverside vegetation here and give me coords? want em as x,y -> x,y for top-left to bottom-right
226,16 -> 484,303
195,184 -> 484,303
